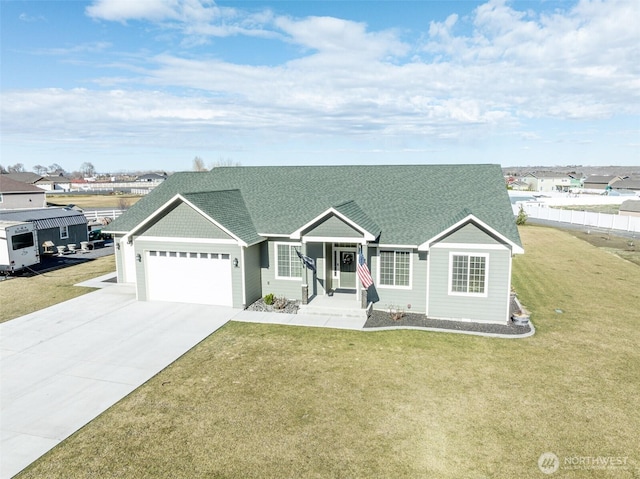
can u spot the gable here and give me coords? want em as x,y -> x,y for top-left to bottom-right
436,223 -> 501,246
304,214 -> 363,238
140,202 -> 233,240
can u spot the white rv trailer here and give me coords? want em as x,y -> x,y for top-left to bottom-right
0,221 -> 40,274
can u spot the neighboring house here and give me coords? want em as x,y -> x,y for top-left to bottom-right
619,200 -> 640,218
0,175 -> 47,209
509,180 -> 531,191
136,173 -> 168,183
0,207 -> 88,255
520,172 -> 582,193
583,175 -> 623,190
106,164 -> 523,325
610,177 -> 640,194
2,172 -> 43,185
34,174 -> 73,192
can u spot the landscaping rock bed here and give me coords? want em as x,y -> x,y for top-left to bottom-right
364,309 -> 532,335
246,297 -> 300,314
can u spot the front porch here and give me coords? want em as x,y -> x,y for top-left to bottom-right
299,290 -> 368,320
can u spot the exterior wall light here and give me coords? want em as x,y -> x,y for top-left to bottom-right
233,258 -> 239,268
136,254 -> 142,262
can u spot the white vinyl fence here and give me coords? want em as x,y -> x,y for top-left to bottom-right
513,203 -> 640,234
84,209 -> 126,223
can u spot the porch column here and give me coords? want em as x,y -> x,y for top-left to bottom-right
301,242 -> 309,304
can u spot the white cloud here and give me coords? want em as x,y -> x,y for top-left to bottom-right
86,0 -> 185,23
4,0 -> 639,168
19,12 -> 46,23
275,15 -> 408,61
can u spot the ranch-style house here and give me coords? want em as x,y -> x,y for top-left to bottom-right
106,164 -> 523,324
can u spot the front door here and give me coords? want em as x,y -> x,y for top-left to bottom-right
335,248 -> 356,289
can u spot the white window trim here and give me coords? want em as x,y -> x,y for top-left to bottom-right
448,251 -> 489,297
275,242 -> 303,281
60,225 -> 69,240
377,249 -> 412,290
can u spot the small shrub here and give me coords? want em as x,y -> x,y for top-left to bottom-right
388,305 -> 405,321
516,206 -> 528,226
264,293 -> 275,306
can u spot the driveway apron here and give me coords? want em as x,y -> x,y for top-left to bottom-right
0,282 -> 236,479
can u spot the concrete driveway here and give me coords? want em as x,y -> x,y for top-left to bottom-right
0,275 -> 237,479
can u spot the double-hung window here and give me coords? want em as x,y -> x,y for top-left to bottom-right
449,253 -> 488,295
379,250 -> 411,287
60,225 -> 69,240
276,243 -> 302,279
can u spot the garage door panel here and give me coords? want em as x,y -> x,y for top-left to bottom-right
146,251 -> 232,306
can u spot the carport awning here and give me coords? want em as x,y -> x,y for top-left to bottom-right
30,215 -> 87,230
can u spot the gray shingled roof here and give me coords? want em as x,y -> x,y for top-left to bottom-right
182,190 -> 262,245
333,200 -> 381,238
620,200 -> 640,213
0,175 -> 45,193
107,164 -> 522,248
0,207 -> 87,228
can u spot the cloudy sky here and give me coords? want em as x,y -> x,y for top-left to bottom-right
1,0 -> 639,173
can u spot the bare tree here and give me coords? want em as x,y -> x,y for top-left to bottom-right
80,162 -> 96,177
7,163 -> 25,173
48,163 -> 65,175
0,165 -> 7,174
33,165 -> 47,175
193,156 -> 207,171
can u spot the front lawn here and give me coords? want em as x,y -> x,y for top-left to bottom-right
0,256 -> 116,323
16,226 -> 640,478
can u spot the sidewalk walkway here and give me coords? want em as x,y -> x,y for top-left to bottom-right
0,282 -> 236,479
232,309 -> 366,330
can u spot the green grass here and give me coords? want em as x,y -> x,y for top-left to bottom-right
15,226 -> 640,478
554,204 -> 621,215
0,256 -> 115,323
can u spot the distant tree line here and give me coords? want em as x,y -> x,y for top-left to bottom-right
1,162 -> 96,178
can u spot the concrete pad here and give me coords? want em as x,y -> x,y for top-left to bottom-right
0,283 -> 236,479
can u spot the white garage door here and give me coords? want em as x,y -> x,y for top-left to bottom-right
146,250 -> 233,306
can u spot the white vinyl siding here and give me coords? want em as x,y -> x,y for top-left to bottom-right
276,243 -> 302,280
379,250 -> 411,288
449,252 -> 488,296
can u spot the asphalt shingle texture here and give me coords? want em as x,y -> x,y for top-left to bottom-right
107,164 -> 521,248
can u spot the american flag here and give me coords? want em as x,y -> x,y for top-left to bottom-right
295,249 -> 316,273
357,251 -> 374,289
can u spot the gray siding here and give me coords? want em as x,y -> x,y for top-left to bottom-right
260,240 -> 303,300
134,239 -> 244,308
304,215 -> 362,238
370,249 -> 428,314
427,246 -> 511,323
142,202 -> 233,240
243,243 -> 263,307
